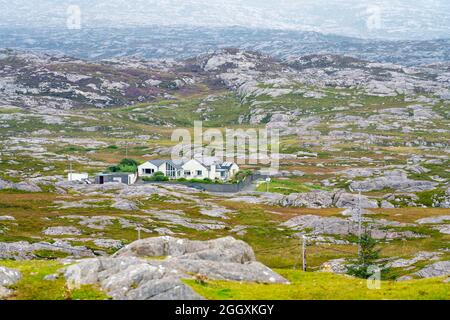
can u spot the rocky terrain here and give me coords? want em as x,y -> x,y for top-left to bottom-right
0,48 -> 448,300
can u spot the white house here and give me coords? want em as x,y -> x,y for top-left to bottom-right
138,158 -> 239,181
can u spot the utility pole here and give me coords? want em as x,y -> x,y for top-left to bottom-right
357,191 -> 362,257
302,235 -> 307,272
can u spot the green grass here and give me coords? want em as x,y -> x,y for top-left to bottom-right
186,269 -> 450,300
256,179 -> 326,195
0,260 -> 110,300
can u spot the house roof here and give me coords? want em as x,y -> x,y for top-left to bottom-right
219,162 -> 235,170
142,158 -> 237,171
97,173 -> 133,177
147,159 -> 183,169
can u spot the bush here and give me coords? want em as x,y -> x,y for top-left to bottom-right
347,231 -> 383,279
143,171 -> 169,182
107,158 -> 139,173
153,175 -> 169,182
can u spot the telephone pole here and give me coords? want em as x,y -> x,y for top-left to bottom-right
302,235 -> 307,272
357,191 -> 362,257
137,227 -> 141,240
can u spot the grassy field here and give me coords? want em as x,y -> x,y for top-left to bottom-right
0,260 -> 109,300
186,269 -> 450,300
2,260 -> 447,300
256,178 -> 326,195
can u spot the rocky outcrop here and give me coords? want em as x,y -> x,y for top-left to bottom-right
65,236 -> 288,300
111,199 -> 139,211
415,261 -> 450,279
113,236 -> 256,262
0,266 -> 21,299
386,252 -> 442,268
349,170 -> 437,193
281,215 -> 423,240
43,226 -> 82,236
0,178 -> 42,193
273,191 -> 378,209
0,241 -> 95,260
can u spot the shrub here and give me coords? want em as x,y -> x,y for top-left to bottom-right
143,171 -> 169,182
153,175 -> 169,182
347,231 -> 383,279
107,158 -> 139,173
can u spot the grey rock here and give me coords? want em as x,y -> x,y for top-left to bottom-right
334,192 -> 379,209
320,259 -> 348,274
0,266 -> 21,286
93,239 -> 124,249
433,225 -> 450,235
277,191 -> 334,208
114,236 -> 255,263
281,215 -> 423,240
112,199 -> 139,211
396,275 -> 413,282
44,274 -> 59,281
416,215 -> 450,224
0,216 -> 15,221
380,200 -> 395,208
43,226 -> 82,236
386,252 -> 442,268
0,241 -> 94,260
65,236 -> 287,300
0,286 -> 13,299
0,178 -> 42,192
350,170 -> 437,193
415,261 -> 450,278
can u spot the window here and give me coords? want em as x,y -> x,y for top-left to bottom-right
196,170 -> 203,176
166,163 -> 177,178
144,169 -> 155,175
184,171 -> 191,176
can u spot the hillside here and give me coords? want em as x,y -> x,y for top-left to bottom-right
0,49 -> 449,300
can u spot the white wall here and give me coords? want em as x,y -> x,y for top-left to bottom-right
182,160 -> 209,179
68,173 -> 88,181
138,162 -> 159,176
229,164 -> 240,178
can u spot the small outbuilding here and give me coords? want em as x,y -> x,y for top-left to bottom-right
95,173 -> 137,185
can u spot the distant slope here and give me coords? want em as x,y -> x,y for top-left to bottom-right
1,26 -> 449,66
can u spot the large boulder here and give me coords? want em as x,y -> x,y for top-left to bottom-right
0,266 -> 21,299
113,236 -> 255,263
65,257 -> 202,300
0,266 -> 21,287
334,192 -> 379,209
65,236 -> 288,300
